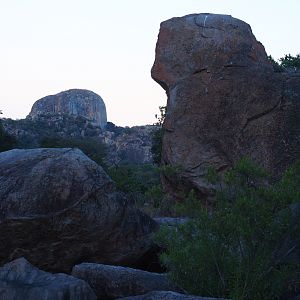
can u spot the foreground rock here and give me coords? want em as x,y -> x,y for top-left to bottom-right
152,13 -> 300,200
118,291 -> 228,300
0,148 -> 157,273
0,257 -> 96,300
28,89 -> 107,129
72,263 -> 179,299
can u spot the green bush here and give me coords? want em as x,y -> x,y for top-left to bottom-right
108,164 -> 162,207
151,128 -> 164,165
268,54 -> 300,72
0,121 -> 17,152
151,105 -> 167,165
40,136 -> 107,167
279,54 -> 300,69
156,158 -> 300,299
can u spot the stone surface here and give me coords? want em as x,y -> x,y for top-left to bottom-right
102,125 -> 158,165
0,257 -> 96,300
0,148 -> 157,273
2,117 -> 157,166
28,89 -> 107,128
72,263 -> 179,299
118,291 -> 228,300
151,13 -> 300,200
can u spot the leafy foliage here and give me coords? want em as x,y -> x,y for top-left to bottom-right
0,118 -> 17,153
268,54 -> 300,72
151,128 -> 164,165
152,105 -> 167,165
40,136 -> 107,167
156,158 -> 300,299
279,54 -> 300,69
108,164 -> 162,208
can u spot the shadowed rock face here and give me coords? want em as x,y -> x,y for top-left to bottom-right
28,89 -> 107,129
151,13 -> 300,200
0,148 -> 157,273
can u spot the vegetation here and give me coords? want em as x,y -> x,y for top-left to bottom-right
156,158 -> 300,300
268,54 -> 300,72
0,112 -> 17,152
280,54 -> 300,69
107,163 -> 163,211
41,136 -> 107,167
151,105 -> 166,165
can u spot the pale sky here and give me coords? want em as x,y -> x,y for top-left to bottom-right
0,0 -> 299,126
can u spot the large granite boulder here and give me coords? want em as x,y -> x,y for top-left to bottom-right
72,263 -> 179,299
0,257 -> 96,300
0,148 -> 157,273
28,89 -> 107,129
151,13 -> 300,200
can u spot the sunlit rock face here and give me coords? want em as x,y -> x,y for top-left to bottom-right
28,89 -> 107,129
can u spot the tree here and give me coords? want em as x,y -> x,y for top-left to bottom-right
279,54 -> 300,69
40,136 -> 107,167
0,111 -> 17,152
268,54 -> 300,72
156,158 -> 300,299
151,105 -> 167,165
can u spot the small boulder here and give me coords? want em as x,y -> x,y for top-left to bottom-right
72,263 -> 179,299
0,257 -> 96,300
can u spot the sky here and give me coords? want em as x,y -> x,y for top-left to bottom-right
0,0 -> 299,126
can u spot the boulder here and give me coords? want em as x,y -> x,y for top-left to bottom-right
72,263 -> 179,299
0,257 -> 96,300
118,291 -> 228,300
151,13 -> 300,200
0,148 -> 157,273
28,89 -> 107,129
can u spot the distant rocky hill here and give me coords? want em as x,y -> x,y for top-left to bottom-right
28,89 -> 107,129
2,89 -> 157,166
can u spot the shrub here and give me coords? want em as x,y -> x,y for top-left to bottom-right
268,54 -> 300,72
279,54 -> 300,70
108,164 -> 161,207
156,158 -> 300,299
0,120 -> 17,152
40,136 -> 107,167
152,105 -> 167,165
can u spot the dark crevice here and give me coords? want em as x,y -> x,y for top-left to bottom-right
242,99 -> 282,132
193,68 -> 208,75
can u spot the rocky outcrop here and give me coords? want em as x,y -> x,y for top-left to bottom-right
0,148 -> 157,273
28,89 -> 107,128
0,257 -> 96,300
152,13 -> 300,200
2,118 -> 157,166
118,291 -> 228,300
72,263 -> 179,299
102,125 -> 158,165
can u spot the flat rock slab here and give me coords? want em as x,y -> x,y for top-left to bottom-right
118,291 -> 228,300
0,257 -> 96,300
72,263 -> 179,299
